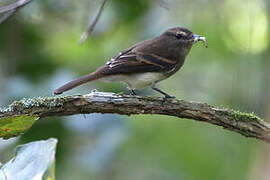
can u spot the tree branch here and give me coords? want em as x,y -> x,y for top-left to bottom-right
0,0 -> 33,24
78,0 -> 108,45
0,91 -> 269,142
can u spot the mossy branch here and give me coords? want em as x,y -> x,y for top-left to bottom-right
0,91 -> 269,142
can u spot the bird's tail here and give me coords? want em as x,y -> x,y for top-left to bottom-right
54,71 -> 103,95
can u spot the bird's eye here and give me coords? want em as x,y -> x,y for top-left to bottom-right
175,31 -> 186,39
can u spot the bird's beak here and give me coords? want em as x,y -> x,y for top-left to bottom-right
192,34 -> 208,48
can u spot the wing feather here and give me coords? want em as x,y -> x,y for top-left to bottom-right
102,49 -> 176,75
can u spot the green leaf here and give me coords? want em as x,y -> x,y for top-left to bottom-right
0,115 -> 38,139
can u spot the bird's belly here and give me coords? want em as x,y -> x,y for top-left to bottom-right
101,72 -> 167,89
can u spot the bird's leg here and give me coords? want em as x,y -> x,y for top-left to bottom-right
151,84 -> 175,99
130,89 -> 137,95
127,85 -> 136,96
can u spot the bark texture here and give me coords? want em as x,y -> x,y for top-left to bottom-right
1,91 -> 269,142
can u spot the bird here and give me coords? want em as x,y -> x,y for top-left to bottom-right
54,27 -> 207,98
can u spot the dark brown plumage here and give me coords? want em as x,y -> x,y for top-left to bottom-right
54,27 -> 207,97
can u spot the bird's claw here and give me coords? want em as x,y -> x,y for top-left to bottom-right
162,94 -> 175,103
130,89 -> 137,96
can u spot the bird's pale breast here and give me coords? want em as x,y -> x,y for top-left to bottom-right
101,72 -> 167,89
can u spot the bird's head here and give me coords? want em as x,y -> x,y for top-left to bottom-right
159,27 -> 207,57
162,27 -> 207,47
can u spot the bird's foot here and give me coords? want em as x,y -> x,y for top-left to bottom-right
162,94 -> 175,103
91,89 -> 98,93
130,89 -> 137,96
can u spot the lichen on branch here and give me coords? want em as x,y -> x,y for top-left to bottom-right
0,91 -> 269,142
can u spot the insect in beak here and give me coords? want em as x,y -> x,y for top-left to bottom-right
193,34 -> 208,48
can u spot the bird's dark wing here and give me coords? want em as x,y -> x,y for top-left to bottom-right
101,50 -> 177,75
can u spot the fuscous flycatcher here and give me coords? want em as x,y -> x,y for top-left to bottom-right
54,27 -> 207,98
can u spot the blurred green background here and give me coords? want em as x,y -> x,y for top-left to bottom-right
0,0 -> 270,179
